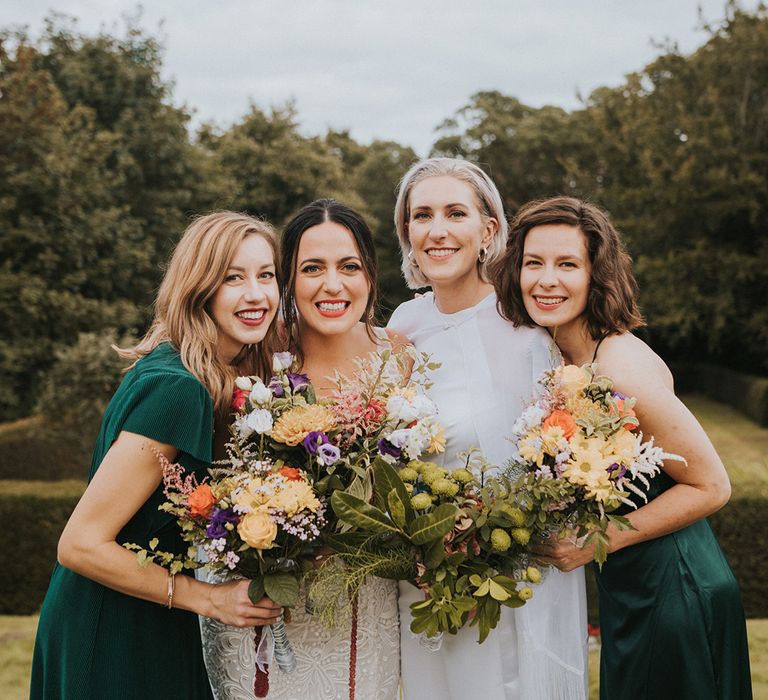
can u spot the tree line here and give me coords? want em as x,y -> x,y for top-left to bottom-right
1,5 -> 766,422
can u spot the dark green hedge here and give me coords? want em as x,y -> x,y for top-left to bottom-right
4,488 -> 765,618
1,489 -> 81,614
0,417 -> 89,480
672,363 -> 768,427
709,497 -> 768,618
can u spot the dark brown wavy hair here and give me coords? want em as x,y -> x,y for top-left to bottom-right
492,197 -> 645,339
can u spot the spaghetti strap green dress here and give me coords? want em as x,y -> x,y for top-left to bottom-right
595,471 -> 752,699
31,343 -> 215,700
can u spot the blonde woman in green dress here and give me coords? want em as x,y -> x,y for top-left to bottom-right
31,212 -> 284,700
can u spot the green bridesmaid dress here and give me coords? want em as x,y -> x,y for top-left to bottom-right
595,471 -> 752,699
31,343 -> 215,700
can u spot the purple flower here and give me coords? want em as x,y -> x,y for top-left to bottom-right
303,431 -> 329,454
272,352 -> 293,372
205,507 -> 240,539
378,438 -> 401,459
268,376 -> 285,397
287,372 -> 310,393
612,391 -> 628,401
607,463 -> 627,481
318,443 -> 341,465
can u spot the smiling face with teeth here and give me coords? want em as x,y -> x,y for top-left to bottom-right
294,221 -> 371,337
209,234 -> 279,363
520,223 -> 592,337
407,175 -> 498,311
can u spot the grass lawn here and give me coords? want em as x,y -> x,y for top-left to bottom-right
681,393 -> 768,497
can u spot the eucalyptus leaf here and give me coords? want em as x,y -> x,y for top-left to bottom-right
372,458 -> 415,522
331,491 -> 399,535
408,503 -> 458,545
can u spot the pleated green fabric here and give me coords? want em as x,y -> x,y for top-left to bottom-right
595,471 -> 752,699
31,343 -> 215,700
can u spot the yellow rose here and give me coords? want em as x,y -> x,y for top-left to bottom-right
557,364 -> 591,394
237,511 -> 278,549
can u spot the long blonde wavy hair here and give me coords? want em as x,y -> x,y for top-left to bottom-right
117,211 -> 281,414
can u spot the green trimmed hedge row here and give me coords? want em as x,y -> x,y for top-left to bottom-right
672,362 -> 768,427
0,417 -> 89,481
3,488 -> 765,618
0,484 -> 83,615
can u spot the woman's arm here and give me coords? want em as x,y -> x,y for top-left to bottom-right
536,337 -> 731,571
57,430 -> 283,627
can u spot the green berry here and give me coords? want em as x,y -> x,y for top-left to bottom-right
511,528 -> 531,546
399,467 -> 418,482
410,493 -> 432,510
499,504 -> 526,527
526,566 -> 542,584
450,468 -> 474,484
431,478 -> 460,497
518,586 -> 534,601
490,528 -> 512,552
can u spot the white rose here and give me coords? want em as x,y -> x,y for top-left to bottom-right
386,395 -> 418,424
249,381 -> 272,405
235,415 -> 254,439
235,376 -> 254,391
272,352 -> 293,372
411,394 -> 437,420
246,409 -> 274,435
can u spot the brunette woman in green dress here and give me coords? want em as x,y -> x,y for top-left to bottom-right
493,197 -> 752,699
31,212 -> 284,699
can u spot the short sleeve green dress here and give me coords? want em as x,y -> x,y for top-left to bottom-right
595,471 -> 752,699
31,343 -> 215,700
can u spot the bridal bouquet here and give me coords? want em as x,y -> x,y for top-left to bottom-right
125,440 -> 325,695
507,363 -> 685,565
231,348 -> 446,531
315,453 -> 541,645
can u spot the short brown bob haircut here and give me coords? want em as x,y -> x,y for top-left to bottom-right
493,196 -> 645,339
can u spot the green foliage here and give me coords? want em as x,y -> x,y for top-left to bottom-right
0,489 -> 81,614
37,329 -> 134,462
0,417 -> 86,480
674,364 -> 768,428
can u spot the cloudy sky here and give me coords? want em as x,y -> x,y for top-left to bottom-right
5,1 -> 759,154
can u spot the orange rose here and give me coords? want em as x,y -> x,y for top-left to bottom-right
278,466 -> 303,481
542,409 -> 578,440
612,399 -> 639,431
188,483 -> 216,518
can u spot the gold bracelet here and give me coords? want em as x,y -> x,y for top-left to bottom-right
166,572 -> 176,609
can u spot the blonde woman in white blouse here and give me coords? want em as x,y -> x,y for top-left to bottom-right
387,157 -> 588,700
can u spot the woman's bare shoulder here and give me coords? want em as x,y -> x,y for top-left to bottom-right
597,333 -> 674,393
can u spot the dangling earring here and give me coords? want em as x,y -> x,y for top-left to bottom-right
478,247 -> 488,264
408,249 -> 419,268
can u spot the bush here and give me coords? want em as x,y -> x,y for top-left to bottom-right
0,417 -> 88,480
672,363 -> 768,427
709,497 -> 768,618
37,329 -> 133,453
0,481 -> 84,615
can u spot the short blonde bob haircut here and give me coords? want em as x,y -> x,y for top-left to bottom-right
393,157 -> 508,289
118,211 -> 280,414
